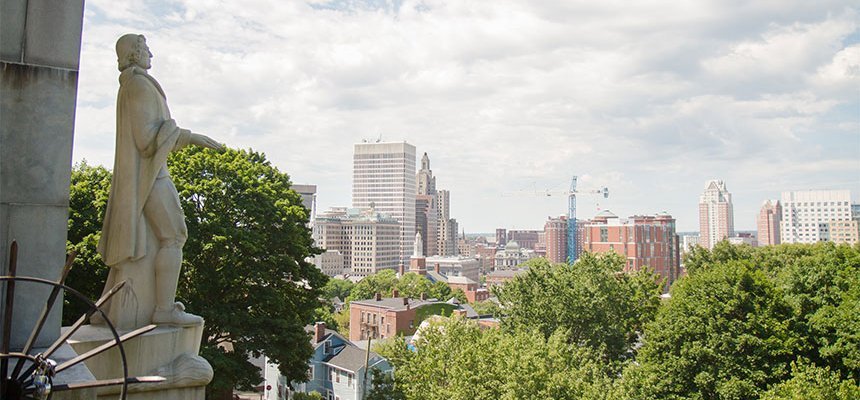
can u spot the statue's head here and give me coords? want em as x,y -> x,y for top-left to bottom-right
116,34 -> 152,71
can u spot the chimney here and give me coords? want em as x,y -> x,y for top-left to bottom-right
375,292 -> 382,301
314,322 -> 326,343
392,289 -> 399,298
453,309 -> 467,318
420,293 -> 427,301
398,264 -> 405,276
434,263 -> 440,274
402,297 -> 409,306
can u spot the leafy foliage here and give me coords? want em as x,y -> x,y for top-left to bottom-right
345,270 -> 457,304
64,162 -> 112,324
292,392 -> 323,400
365,367 -> 406,400
760,359 -> 860,400
629,260 -> 797,399
376,318 -> 616,400
65,148 -> 326,397
494,253 -> 661,363
322,278 -> 355,300
168,147 -> 326,394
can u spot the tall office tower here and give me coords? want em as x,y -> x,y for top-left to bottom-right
415,194 -> 438,256
417,152 -> 436,195
581,211 -> 680,291
436,189 -> 457,255
448,218 -> 459,256
544,216 -> 568,263
415,152 -> 439,256
780,190 -> 853,244
353,141 -> 417,266
757,200 -> 782,246
698,180 -> 734,249
292,184 -> 317,228
496,228 -> 507,247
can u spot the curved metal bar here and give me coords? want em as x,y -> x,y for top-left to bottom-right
1,241 -> 19,398
10,251 -> 75,382
0,276 -> 129,399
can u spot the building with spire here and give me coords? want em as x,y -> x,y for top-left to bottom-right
698,180 -> 734,249
415,152 -> 439,257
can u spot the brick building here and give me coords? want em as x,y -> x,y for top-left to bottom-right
544,216 -> 568,263
580,210 -> 680,291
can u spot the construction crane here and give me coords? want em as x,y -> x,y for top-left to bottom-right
540,176 -> 609,263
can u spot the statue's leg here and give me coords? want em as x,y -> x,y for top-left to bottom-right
144,177 -> 201,326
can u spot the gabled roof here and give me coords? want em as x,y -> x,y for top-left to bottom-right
325,343 -> 380,373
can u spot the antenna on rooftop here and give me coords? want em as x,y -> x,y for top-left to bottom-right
375,132 -> 382,143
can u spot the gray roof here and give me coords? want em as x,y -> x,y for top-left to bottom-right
350,297 -> 431,311
325,344 -> 379,373
487,269 -> 527,279
425,271 -> 447,283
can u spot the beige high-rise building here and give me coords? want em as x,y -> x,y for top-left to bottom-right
698,180 -> 734,249
757,200 -> 782,246
353,141 -> 417,266
780,190 -> 853,244
436,189 -> 457,256
313,207 -> 401,276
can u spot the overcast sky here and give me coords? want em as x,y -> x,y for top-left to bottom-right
74,0 -> 860,233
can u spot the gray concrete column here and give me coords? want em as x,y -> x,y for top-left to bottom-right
1,0 -> 85,349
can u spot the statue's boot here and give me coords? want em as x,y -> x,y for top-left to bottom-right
152,302 -> 203,326
152,247 -> 202,326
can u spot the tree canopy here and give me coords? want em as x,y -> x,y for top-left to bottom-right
494,253 -> 662,363
65,148 -> 326,397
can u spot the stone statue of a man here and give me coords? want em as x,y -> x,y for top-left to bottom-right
97,34 -> 221,326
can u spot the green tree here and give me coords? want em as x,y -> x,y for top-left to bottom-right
168,147 -> 326,396
630,261 -> 797,400
761,359 -> 860,400
65,148 -> 326,397
365,367 -> 406,400
394,272 -> 435,298
347,269 -> 399,303
64,162 -> 112,324
494,253 -> 661,363
378,317 -> 615,400
292,392 -> 323,400
322,278 -> 355,300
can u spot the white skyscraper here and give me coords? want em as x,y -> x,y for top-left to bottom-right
353,141 -> 417,266
780,190 -> 853,244
698,180 -> 734,249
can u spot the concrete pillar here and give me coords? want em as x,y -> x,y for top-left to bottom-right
1,0 -> 85,349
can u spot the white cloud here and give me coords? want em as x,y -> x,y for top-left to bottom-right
73,0 -> 860,232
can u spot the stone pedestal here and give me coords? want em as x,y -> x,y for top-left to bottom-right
66,324 -> 213,400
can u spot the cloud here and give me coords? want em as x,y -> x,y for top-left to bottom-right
73,0 -> 860,232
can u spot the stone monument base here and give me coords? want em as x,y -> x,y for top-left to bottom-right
65,324 -> 212,400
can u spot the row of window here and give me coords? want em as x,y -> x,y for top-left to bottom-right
327,366 -> 355,387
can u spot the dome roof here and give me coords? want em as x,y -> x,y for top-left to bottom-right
594,209 -> 617,219
506,241 -> 520,250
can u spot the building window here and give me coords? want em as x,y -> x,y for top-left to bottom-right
348,373 -> 354,387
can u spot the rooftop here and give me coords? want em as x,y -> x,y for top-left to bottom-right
351,296 -> 432,311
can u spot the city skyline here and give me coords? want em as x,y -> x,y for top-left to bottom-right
71,1 -> 860,233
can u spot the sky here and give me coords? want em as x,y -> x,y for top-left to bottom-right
73,0 -> 860,233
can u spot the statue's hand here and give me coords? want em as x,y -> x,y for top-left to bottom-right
190,133 -> 223,150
